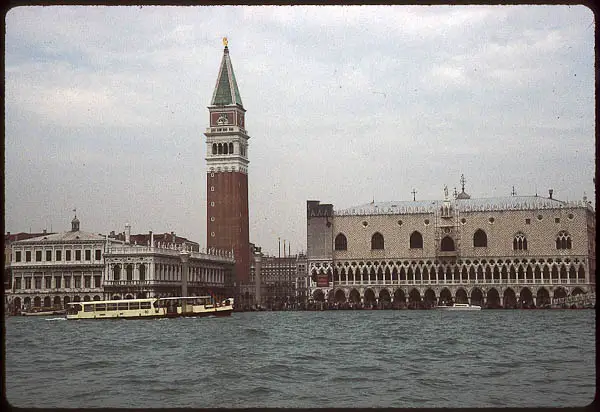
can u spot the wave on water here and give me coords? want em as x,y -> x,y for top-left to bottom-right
242,327 -> 268,337
45,317 -> 66,321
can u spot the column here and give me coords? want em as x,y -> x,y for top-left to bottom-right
180,251 -> 190,312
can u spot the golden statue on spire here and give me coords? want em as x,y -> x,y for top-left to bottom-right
223,37 -> 228,47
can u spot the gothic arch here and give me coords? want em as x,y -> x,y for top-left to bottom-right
473,229 -> 487,247
410,231 -> 423,249
371,232 -> 384,250
440,236 -> 455,251
334,233 -> 348,251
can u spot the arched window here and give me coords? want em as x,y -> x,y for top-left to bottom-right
218,144 -> 223,154
410,231 -> 423,249
223,143 -> 228,154
513,233 -> 527,250
139,264 -> 146,282
229,142 -> 234,154
440,236 -> 455,251
473,229 -> 487,247
126,264 -> 133,281
371,232 -> 384,250
113,265 -> 121,281
212,143 -> 217,155
334,233 -> 347,251
556,231 -> 572,249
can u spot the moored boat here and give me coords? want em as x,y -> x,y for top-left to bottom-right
434,303 -> 481,311
21,307 -> 67,316
65,296 -> 234,320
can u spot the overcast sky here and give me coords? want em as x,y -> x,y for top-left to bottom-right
4,5 -> 595,256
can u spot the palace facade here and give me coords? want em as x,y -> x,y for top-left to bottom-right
6,216 -> 116,312
307,184 -> 595,308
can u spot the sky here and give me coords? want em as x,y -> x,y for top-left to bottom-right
4,5 -> 596,257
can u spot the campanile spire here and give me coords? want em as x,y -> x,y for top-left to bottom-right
205,39 -> 251,293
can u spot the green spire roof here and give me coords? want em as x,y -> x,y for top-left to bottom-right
211,46 -> 243,107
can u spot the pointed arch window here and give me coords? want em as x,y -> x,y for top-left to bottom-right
212,143 -> 217,155
371,232 -> 384,250
473,229 -> 487,247
229,142 -> 234,154
513,233 -> 527,250
410,231 -> 423,249
440,236 -> 455,251
556,231 -> 572,249
334,233 -> 347,251
223,143 -> 228,154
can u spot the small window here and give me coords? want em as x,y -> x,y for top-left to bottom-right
488,217 -> 495,224
15,251 -> 21,262
35,278 -> 42,289
56,250 -> 62,261
84,304 -> 94,312
95,250 -> 101,260
46,250 -> 52,261
15,278 -> 21,289
473,229 -> 487,247
66,250 -> 71,261
210,201 -> 215,207
568,213 -> 574,220
334,233 -> 347,251
410,231 -> 424,249
210,217 -> 215,222
210,172 -> 215,177
55,276 -> 62,288
537,215 -> 543,221
45,277 -> 51,289
25,278 -> 32,289
371,232 -> 384,250
397,220 -> 403,226
130,302 -> 140,310
95,304 -> 106,312
94,276 -> 101,288
36,251 -> 42,262
210,232 -> 215,237
362,221 -> 368,227
107,303 -> 118,311
525,218 -> 531,225
555,217 -> 560,223
84,276 -> 91,288
424,219 -> 430,225
118,302 -> 129,310
210,186 -> 215,192
75,277 -> 81,288
460,218 -> 466,224
141,301 -> 151,309
26,251 -> 31,262
85,250 -> 91,261
64,277 -> 71,288
75,250 -> 82,261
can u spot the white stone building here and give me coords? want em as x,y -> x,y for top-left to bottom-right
307,185 -> 595,309
6,215 -> 121,312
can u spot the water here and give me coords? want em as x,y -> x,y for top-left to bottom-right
5,310 -> 596,408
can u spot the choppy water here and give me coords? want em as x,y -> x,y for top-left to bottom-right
5,310 -> 596,408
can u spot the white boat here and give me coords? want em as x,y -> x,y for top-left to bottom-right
21,308 -> 67,317
435,303 -> 481,311
65,296 -> 234,320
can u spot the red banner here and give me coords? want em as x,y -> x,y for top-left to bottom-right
316,274 -> 329,287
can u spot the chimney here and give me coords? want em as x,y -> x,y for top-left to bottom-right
171,231 -> 175,242
150,230 -> 154,248
125,223 -> 131,244
549,189 -> 553,199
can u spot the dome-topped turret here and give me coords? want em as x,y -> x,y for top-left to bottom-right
456,174 -> 471,199
456,190 -> 471,200
71,214 -> 80,232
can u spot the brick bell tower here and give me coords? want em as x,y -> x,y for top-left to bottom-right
205,38 -> 250,289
